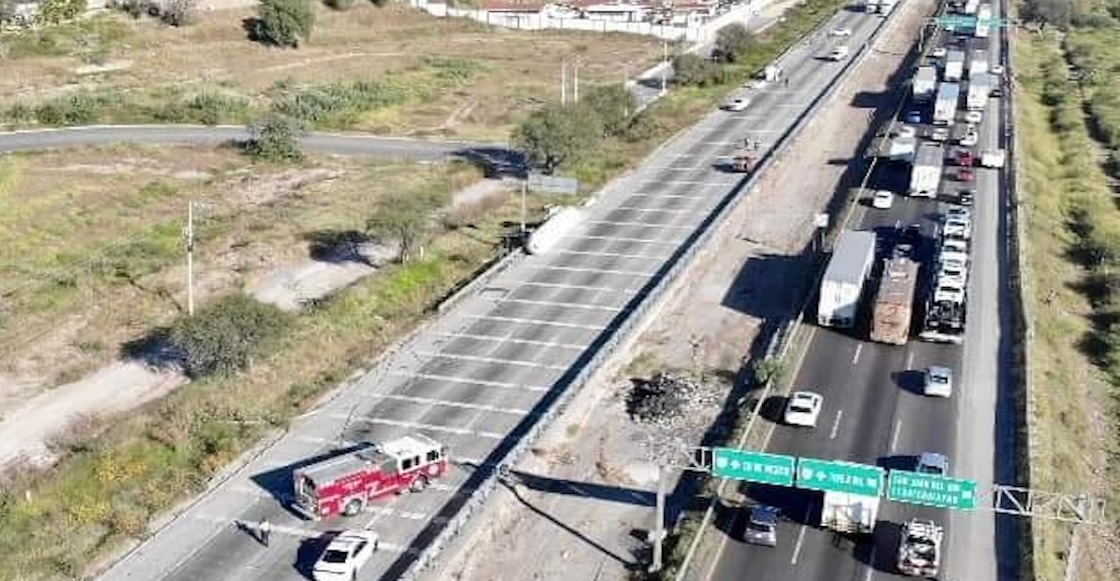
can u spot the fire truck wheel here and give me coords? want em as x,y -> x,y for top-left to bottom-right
342,498 -> 363,516
410,476 -> 429,493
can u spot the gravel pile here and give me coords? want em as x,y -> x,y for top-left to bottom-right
626,372 -> 719,428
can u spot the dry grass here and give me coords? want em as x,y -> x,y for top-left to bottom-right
0,4 -> 662,139
0,144 -> 480,394
1015,31 -> 1120,581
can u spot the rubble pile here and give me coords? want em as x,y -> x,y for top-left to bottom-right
627,372 -> 718,427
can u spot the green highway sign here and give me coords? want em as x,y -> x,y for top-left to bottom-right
796,458 -> 884,496
712,448 -> 796,486
888,471 -> 978,510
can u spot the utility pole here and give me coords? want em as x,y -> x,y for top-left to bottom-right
648,465 -> 668,573
661,40 -> 669,95
185,201 -> 196,316
573,56 -> 582,103
520,179 -> 528,240
561,59 -> 567,105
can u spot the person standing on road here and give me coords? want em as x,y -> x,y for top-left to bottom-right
259,519 -> 272,547
784,77 -> 790,88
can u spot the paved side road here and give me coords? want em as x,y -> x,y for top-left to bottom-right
0,125 -> 510,161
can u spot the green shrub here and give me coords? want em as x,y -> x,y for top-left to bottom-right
245,115 -> 304,162
34,93 -> 101,126
168,294 -> 292,378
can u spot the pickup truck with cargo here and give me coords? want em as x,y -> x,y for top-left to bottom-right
897,520 -> 943,577
820,490 -> 880,535
944,50 -> 966,82
968,49 -> 989,79
967,75 -> 990,111
817,230 -> 878,328
912,66 -> 938,102
933,83 -> 960,125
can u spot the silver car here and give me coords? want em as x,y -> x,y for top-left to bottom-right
743,505 -> 780,547
923,366 -> 953,397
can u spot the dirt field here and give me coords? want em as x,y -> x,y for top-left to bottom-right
0,144 -> 481,411
0,4 -> 662,139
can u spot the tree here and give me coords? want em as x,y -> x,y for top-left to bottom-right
366,192 -> 439,263
714,22 -> 756,63
324,0 -> 355,8
256,0 -> 314,48
37,0 -> 86,24
246,115 -> 304,162
580,84 -> 637,137
1022,0 -> 1071,28
161,0 -> 196,26
0,0 -> 17,25
672,53 -> 724,87
513,103 -> 602,175
168,295 -> 292,378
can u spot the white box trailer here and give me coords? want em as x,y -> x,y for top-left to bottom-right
975,4 -> 992,38
967,75 -> 990,111
526,207 -> 584,255
909,143 -> 944,197
912,66 -> 938,102
933,82 -> 960,125
964,0 -> 980,14
817,230 -> 877,328
944,50 -> 966,82
820,491 -> 880,535
968,49 -> 989,79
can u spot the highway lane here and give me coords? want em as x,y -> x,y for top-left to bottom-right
0,125 -> 504,159
708,3 -> 1013,581
96,6 -> 892,581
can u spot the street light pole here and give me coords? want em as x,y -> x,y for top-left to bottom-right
561,58 -> 567,105
661,40 -> 669,95
185,200 -> 196,316
520,179 -> 528,239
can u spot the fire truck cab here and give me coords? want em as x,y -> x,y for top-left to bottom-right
292,434 -> 447,520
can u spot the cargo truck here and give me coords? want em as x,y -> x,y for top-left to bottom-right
817,230 -> 877,328
966,75 -> 990,111
870,255 -> 920,345
908,143 -> 944,198
944,50 -> 965,82
897,520 -> 943,577
526,207 -> 583,255
933,82 -> 960,125
820,491 -> 880,535
912,66 -> 938,102
968,49 -> 989,79
964,0 -> 980,14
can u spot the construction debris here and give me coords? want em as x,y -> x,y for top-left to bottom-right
626,372 -> 719,428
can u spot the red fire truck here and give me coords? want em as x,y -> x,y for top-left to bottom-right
292,434 -> 448,520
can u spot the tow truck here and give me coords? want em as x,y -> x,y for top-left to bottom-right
292,434 -> 448,520
897,519 -> 943,577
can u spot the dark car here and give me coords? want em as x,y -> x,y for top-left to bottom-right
743,505 -> 780,547
905,110 -> 923,124
958,189 -> 975,206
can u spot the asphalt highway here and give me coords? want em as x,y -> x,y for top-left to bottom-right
94,6 -> 890,581
707,2 -> 1015,581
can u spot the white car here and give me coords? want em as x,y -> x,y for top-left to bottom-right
743,79 -> 769,90
923,366 -> 953,398
930,127 -> 950,142
991,64 -> 1005,76
725,97 -> 752,112
938,263 -> 967,288
896,124 -> 917,139
934,283 -> 965,304
872,190 -> 894,209
959,125 -> 979,147
313,530 -> 380,581
941,237 -> 968,255
945,205 -> 971,222
964,110 -> 983,125
943,217 -> 972,240
931,47 -> 948,58
784,391 -> 823,427
828,46 -> 850,61
830,27 -> 853,36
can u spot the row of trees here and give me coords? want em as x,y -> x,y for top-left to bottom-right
513,84 -> 638,175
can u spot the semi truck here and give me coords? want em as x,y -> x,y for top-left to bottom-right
967,75 -> 990,111
526,207 -> 583,255
944,50 -> 966,82
912,66 -> 938,102
933,82 -> 960,125
968,48 -> 989,79
897,519 -> 944,577
292,435 -> 448,520
821,491 -> 880,535
817,230 -> 877,329
870,254 -> 920,345
909,143 -> 944,197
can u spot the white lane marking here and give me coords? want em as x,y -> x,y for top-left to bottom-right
851,344 -> 863,365
438,332 -> 587,351
906,352 -> 915,370
625,193 -> 710,201
499,297 -> 624,312
830,410 -> 844,440
364,393 -> 531,416
613,206 -> 704,215
890,419 -> 902,453
509,280 -> 641,293
630,179 -> 737,187
588,220 -> 695,230
353,416 -> 506,440
522,263 -> 656,278
790,523 -> 809,564
555,248 -> 670,261
388,371 -> 551,393
863,547 -> 877,581
466,314 -> 611,332
416,351 -> 570,371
